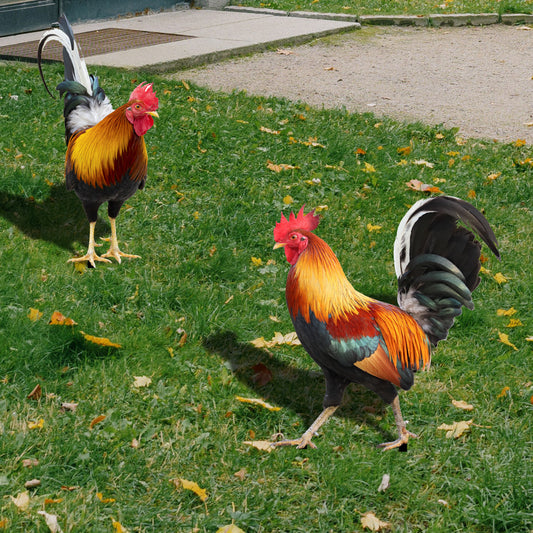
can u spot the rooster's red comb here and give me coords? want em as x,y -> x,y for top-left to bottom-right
129,82 -> 159,111
274,206 -> 320,242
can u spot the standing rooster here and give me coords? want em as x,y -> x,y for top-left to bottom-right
38,15 -> 159,267
273,197 -> 499,450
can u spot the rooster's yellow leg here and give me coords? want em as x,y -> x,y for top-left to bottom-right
101,217 -> 140,264
272,405 -> 339,449
378,396 -> 419,451
68,221 -> 111,268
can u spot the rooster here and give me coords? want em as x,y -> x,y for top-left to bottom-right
38,15 -> 159,267
273,197 -> 499,450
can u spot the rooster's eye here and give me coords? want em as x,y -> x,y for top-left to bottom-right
134,104 -> 141,110
290,234 -> 297,240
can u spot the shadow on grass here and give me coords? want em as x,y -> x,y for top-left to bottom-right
204,330 -> 387,436
0,184 -> 109,252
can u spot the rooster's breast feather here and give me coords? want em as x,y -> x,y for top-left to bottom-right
65,104 -> 147,190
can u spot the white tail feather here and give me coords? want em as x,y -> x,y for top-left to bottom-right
40,28 -> 92,96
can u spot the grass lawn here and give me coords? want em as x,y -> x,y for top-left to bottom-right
0,60 -> 531,532
229,0 -> 533,16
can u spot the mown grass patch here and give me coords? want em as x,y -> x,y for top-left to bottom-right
0,61 -> 531,532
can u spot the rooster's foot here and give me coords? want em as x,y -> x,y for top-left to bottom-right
101,246 -> 141,264
271,434 -> 317,450
378,428 -> 418,451
68,252 -> 111,268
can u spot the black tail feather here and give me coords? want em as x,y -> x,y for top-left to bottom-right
394,196 -> 499,345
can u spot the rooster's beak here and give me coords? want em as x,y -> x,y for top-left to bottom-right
273,242 -> 286,250
147,111 -> 159,118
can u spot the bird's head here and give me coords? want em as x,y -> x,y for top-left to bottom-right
126,82 -> 159,136
273,206 -> 320,265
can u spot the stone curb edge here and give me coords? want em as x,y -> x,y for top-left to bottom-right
224,5 -> 533,27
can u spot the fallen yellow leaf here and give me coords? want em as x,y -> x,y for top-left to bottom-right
235,396 -> 281,411
28,418 -> 44,430
361,162 -> 376,173
406,179 -> 442,194
172,478 -> 208,502
497,307 -> 517,316
493,272 -> 508,284
111,517 -> 130,533
89,415 -> 106,430
498,331 -> 518,351
366,223 -> 382,233
80,332 -> 121,349
506,318 -> 523,328
49,311 -> 77,326
267,161 -> 298,173
216,524 -> 246,533
251,256 -> 263,266
397,145 -> 411,156
96,492 -> 116,504
437,419 -> 473,439
283,195 -> 294,205
28,308 -> 43,321
251,331 -> 301,348
497,386 -> 510,398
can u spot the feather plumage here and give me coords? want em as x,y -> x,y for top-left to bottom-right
38,15 -> 158,267
273,198 -> 499,449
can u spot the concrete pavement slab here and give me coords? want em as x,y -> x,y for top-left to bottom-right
0,8 -> 360,71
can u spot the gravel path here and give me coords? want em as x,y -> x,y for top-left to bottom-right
181,24 -> 533,144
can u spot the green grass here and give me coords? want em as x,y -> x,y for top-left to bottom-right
229,0 -> 533,16
0,60 -> 531,532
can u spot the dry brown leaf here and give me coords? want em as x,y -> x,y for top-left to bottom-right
38,511 -> 63,533
361,511 -> 391,531
172,478 -> 208,502
89,415 -> 106,430
60,402 -> 78,412
27,384 -> 42,400
10,491 -> 29,511
24,479 -> 40,489
377,474 -> 390,492
133,376 -> 152,388
250,332 -> 301,349
276,48 -> 294,55
233,468 -> 247,481
22,459 -> 39,468
251,363 -> 273,387
243,440 -> 274,452
406,179 -> 442,194
437,419 -> 473,439
260,126 -> 281,135
235,396 -> 281,411
451,399 -> 474,411
49,311 -> 77,326
266,161 -> 298,173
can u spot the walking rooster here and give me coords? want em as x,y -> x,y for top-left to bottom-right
273,197 -> 499,450
38,15 -> 159,267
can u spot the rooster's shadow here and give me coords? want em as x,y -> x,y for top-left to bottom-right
0,184 -> 109,252
203,330 -> 387,434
